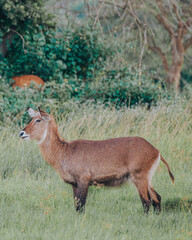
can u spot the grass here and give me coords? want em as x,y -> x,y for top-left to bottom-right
0,101 -> 192,240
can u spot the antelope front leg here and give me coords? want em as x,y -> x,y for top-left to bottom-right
72,181 -> 89,213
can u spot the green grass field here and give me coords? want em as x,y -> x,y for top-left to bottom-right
0,102 -> 192,240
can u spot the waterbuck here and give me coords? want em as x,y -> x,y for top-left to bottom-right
19,108 -> 174,213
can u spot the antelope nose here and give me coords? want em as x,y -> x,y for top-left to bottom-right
19,131 -> 25,137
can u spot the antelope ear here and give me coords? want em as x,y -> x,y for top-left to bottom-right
38,108 -> 50,121
28,107 -> 41,118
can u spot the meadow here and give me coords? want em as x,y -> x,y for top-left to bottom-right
0,101 -> 192,240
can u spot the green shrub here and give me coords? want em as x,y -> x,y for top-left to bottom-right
2,28 -> 69,83
65,26 -> 112,79
0,26 -> 111,83
0,78 -> 73,124
0,0 -> 55,33
0,67 -> 169,126
68,68 -> 167,107
0,56 -> 11,79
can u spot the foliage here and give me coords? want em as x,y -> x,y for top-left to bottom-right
0,56 -> 10,78
65,27 -> 112,79
0,79 -> 73,124
2,28 -> 69,83
0,26 -> 111,83
68,68 -> 167,108
0,67 -> 169,125
181,69 -> 192,86
53,0 -> 192,90
0,0 -> 55,34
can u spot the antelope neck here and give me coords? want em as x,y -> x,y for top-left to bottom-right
38,124 -> 67,168
38,128 -> 48,145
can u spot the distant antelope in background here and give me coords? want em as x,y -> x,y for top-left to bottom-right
12,75 -> 44,88
19,108 -> 174,213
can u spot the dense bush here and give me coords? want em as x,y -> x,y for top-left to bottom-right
68,68 -> 167,108
0,79 -> 74,124
65,27 -> 112,79
0,21 -> 169,121
0,0 -> 54,33
181,69 -> 192,89
0,67 -> 168,125
0,26 -> 111,83
3,28 -> 69,83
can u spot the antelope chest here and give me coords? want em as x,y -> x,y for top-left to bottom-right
59,162 -> 75,185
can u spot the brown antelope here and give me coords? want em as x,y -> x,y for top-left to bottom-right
19,108 -> 174,213
12,75 -> 44,88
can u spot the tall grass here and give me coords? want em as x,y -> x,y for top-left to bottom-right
0,100 -> 192,240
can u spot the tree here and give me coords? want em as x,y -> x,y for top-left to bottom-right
87,0 -> 192,90
0,0 -> 55,57
148,0 -> 192,90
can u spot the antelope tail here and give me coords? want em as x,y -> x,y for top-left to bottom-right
160,155 -> 174,184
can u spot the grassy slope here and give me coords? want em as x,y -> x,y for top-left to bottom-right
0,102 -> 192,240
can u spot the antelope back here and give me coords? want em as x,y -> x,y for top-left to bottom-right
12,75 -> 44,88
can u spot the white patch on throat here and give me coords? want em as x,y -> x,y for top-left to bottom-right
38,128 -> 48,145
148,153 -> 160,186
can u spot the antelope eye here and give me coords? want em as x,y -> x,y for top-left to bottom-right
35,119 -> 41,123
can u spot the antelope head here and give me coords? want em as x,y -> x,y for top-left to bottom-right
19,108 -> 50,144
